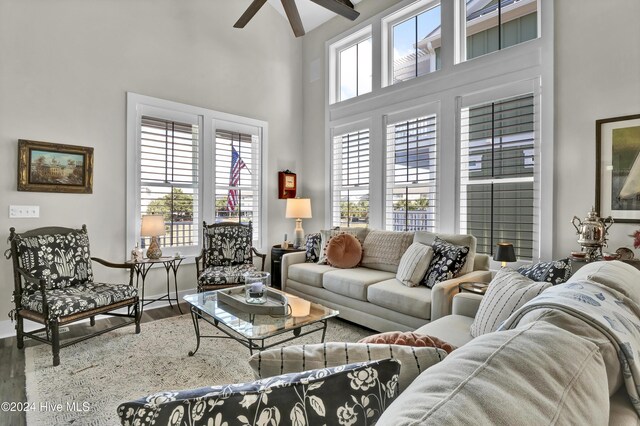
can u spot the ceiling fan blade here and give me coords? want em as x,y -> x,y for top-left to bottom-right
309,0 -> 360,21
281,0 -> 305,37
234,0 -> 268,28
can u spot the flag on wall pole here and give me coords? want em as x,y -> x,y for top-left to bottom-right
227,146 -> 247,212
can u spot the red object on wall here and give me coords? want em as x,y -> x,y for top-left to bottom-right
278,171 -> 296,199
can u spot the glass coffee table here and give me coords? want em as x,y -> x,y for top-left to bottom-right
183,289 -> 339,355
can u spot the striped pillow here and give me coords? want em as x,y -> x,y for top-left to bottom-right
396,243 -> 434,287
470,268 -> 551,337
248,342 -> 448,393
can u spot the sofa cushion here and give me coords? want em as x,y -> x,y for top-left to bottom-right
119,358 -> 401,426
304,232 -> 322,263
415,314 -> 475,348
248,342 -> 446,393
568,260 -> 640,303
470,268 -> 551,337
288,263 -> 336,288
323,268 -> 396,301
21,282 -> 137,321
367,278 -> 432,320
326,233 -> 363,268
422,237 -> 469,288
361,230 -> 414,273
414,231 -> 477,275
396,243 -> 433,287
517,258 -> 572,285
318,227 -> 369,264
358,331 -> 455,353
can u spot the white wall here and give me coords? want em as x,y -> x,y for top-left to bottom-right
0,0 -> 303,322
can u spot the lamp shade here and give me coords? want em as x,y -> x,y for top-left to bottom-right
493,242 -> 517,263
140,215 -> 166,237
285,198 -> 312,219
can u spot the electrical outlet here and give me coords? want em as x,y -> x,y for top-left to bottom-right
9,205 -> 40,218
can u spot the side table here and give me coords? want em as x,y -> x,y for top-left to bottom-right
126,256 -> 185,316
271,245 -> 305,288
458,282 -> 489,295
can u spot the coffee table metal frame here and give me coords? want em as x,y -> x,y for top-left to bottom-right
184,290 -> 338,355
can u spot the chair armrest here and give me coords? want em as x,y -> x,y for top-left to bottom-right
452,292 -> 484,318
252,247 -> 267,271
195,249 -> 205,278
15,266 -> 46,290
430,270 -> 492,321
281,252 -> 306,291
91,257 -> 134,270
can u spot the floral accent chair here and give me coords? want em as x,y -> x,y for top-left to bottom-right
7,225 -> 140,366
195,221 -> 266,292
117,358 -> 401,426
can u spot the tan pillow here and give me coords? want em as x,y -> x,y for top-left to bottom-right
358,331 -> 456,354
325,233 -> 362,268
361,230 -> 414,272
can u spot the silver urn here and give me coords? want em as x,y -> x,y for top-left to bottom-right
571,207 -> 614,261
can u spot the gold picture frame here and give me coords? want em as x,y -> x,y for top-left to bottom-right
18,139 -> 94,194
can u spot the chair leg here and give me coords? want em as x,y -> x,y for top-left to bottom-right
16,315 -> 24,350
134,303 -> 141,334
51,321 -> 60,367
90,316 -> 95,326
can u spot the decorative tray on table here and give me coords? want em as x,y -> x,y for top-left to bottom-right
217,287 -> 289,316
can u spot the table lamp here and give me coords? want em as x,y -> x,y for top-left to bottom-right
494,242 -> 517,267
285,198 -> 312,249
140,215 -> 166,259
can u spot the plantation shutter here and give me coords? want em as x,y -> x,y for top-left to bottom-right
214,129 -> 261,244
332,129 -> 370,227
460,94 -> 535,259
385,115 -> 437,231
140,116 -> 199,249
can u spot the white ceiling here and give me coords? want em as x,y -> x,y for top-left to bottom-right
266,0 -> 364,33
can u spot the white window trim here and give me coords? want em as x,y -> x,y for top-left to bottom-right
126,93 -> 269,258
329,25 -> 373,105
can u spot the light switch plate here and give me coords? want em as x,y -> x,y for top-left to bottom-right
9,205 -> 40,218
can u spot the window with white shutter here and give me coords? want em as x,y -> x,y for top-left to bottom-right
385,114 -> 437,231
332,129 -> 370,227
460,93 -> 535,259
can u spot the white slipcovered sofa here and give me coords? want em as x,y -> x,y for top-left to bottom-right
282,230 -> 492,331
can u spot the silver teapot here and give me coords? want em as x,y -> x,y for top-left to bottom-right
571,207 -> 613,260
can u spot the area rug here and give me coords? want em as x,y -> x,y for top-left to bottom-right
25,314 -> 371,425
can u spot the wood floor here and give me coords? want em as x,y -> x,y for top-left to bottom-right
0,302 -> 189,426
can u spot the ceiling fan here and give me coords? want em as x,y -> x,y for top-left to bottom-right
234,0 -> 360,37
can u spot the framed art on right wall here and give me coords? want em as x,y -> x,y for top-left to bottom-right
596,114 -> 640,223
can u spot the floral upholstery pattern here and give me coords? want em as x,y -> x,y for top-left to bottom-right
117,358 -> 400,426
14,230 -> 94,292
204,224 -> 253,267
517,258 -> 572,285
21,282 -> 138,321
198,264 -> 256,286
422,237 -> 470,288
305,232 -> 322,263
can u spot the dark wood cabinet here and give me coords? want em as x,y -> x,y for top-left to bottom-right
271,244 -> 305,288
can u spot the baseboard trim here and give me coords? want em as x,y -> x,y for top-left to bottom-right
0,287 -> 196,340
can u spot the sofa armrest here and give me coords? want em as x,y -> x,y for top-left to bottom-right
430,270 -> 492,321
281,251 -> 306,291
452,292 -> 484,318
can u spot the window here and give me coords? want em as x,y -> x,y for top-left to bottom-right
464,0 -> 538,61
384,1 -> 441,85
330,26 -> 372,103
127,94 -> 267,256
460,93 -> 535,259
331,129 -> 370,227
385,115 -> 437,231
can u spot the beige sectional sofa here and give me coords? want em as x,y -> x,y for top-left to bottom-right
281,230 -> 492,331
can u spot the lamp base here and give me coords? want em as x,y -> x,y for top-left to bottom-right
146,236 -> 163,259
293,218 -> 305,249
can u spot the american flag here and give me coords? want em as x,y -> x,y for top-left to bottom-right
227,146 -> 247,212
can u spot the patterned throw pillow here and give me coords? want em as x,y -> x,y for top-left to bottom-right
422,237 -> 470,288
361,230 -> 415,273
517,258 -> 572,285
470,268 -> 551,337
305,232 -> 322,263
206,225 -> 253,266
119,359 -> 401,426
396,243 -> 433,287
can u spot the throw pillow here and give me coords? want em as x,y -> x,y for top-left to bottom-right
305,232 -> 322,263
396,243 -> 434,287
361,230 -> 415,273
119,359 -> 401,426
358,331 -> 456,354
517,258 -> 572,285
317,227 -> 368,264
470,268 -> 552,337
249,342 -> 446,394
422,237 -> 470,288
325,233 -> 363,268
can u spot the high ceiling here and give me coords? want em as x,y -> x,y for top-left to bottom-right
266,0 -> 364,33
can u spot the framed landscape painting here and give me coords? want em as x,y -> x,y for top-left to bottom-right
18,139 -> 94,193
596,114 -> 640,223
